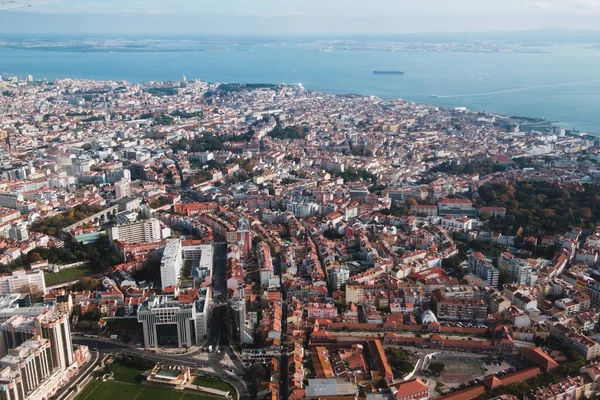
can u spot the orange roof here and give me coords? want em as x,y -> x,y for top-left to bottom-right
393,378 -> 429,397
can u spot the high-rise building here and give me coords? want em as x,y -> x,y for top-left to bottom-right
468,252 -> 499,288
229,288 -> 252,344
0,337 -> 53,397
160,239 -> 183,289
0,311 -> 77,400
137,290 -> 210,348
35,313 -> 74,371
107,218 -> 162,245
0,366 -> 24,400
498,252 -> 537,286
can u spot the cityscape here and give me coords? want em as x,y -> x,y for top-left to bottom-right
2,2 -> 600,400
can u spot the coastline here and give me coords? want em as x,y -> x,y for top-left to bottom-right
2,71 -> 599,137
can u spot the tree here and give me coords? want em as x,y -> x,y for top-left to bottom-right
429,362 -> 445,376
29,252 -> 43,263
580,207 -> 593,220
406,197 -> 418,208
82,309 -> 101,321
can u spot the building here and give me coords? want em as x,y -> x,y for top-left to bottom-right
114,179 -> 131,199
433,293 -> 488,321
391,378 -> 429,400
0,366 -> 23,400
35,312 -> 74,371
0,194 -> 22,210
345,284 -> 364,305
0,337 -> 54,399
305,378 -> 357,398
438,198 -> 476,217
367,340 -> 393,382
181,242 -> 213,285
479,207 -> 507,218
498,253 -> 536,286
137,292 -> 210,348
108,218 -> 162,245
468,253 -> 499,288
519,347 -> 559,371
0,270 -> 46,296
258,242 -> 274,286
411,205 -> 438,217
584,280 -> 600,306
146,365 -> 192,387
8,224 -> 28,242
160,239 -> 183,290
330,266 -> 350,291
229,289 -> 253,345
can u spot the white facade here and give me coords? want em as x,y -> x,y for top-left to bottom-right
330,266 -> 350,290
0,270 -> 46,295
137,291 -> 210,348
108,218 -> 162,244
160,239 -> 183,289
114,179 -> 131,199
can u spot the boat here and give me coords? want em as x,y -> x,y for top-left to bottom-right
429,95 -> 439,98
373,70 -> 404,75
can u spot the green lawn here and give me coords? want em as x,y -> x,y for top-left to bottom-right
193,376 -> 236,394
76,381 -> 223,400
112,360 -> 147,384
44,265 -> 95,286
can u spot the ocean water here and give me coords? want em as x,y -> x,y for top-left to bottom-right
2,40 -> 600,133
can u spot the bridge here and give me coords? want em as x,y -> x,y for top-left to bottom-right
62,205 -> 119,232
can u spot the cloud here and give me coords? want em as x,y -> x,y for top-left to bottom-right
576,0 -> 600,9
529,0 -> 600,13
532,1 -> 554,9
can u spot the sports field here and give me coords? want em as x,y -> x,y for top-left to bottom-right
76,380 -> 223,400
44,265 -> 95,286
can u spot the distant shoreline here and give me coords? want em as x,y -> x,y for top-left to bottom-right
1,39 -> 599,135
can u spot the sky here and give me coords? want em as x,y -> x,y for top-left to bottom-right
1,0 -> 600,34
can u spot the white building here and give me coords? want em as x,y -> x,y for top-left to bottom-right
330,266 -> 350,290
0,270 -> 46,295
498,252 -> 537,286
114,179 -> 131,199
160,239 -> 183,289
108,218 -> 162,245
137,291 -> 210,348
437,197 -> 476,217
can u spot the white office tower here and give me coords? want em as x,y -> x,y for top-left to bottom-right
137,291 -> 210,348
107,218 -> 162,245
114,179 -> 131,199
160,239 -> 183,289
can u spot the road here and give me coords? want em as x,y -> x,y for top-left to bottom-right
72,337 -> 252,400
51,351 -> 100,400
71,241 -> 255,400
